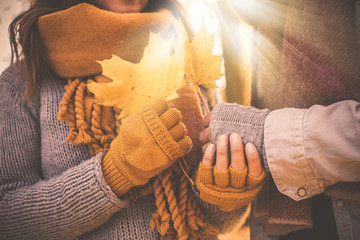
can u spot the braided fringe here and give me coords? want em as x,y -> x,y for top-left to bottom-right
150,177 -> 171,236
87,79 -> 115,154
58,78 -> 81,143
59,78 -> 219,239
161,169 -> 189,240
58,78 -> 117,155
58,78 -> 80,122
74,82 -> 92,145
144,166 -> 219,239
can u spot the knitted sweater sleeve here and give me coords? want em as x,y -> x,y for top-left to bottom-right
0,66 -> 128,240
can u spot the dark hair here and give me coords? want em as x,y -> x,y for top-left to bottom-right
9,0 -> 192,103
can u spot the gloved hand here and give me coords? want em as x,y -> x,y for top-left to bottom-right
102,99 -> 192,197
196,133 -> 265,211
201,103 -> 270,170
169,85 -> 204,172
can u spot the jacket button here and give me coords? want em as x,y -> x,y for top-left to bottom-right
336,199 -> 345,208
297,188 -> 306,197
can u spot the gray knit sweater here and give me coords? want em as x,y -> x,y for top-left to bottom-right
0,64 -> 247,240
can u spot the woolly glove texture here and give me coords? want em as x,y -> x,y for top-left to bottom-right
102,99 -> 192,197
196,162 -> 265,211
209,103 -> 270,170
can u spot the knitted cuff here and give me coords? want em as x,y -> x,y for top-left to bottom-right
102,152 -> 134,198
196,163 -> 266,211
229,167 -> 247,188
141,103 -> 187,160
210,103 -> 270,171
213,168 -> 230,187
197,162 -> 214,184
246,171 -> 265,186
196,180 -> 264,212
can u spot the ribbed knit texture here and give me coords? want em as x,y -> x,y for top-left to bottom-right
195,162 -> 265,212
230,167 -> 247,189
209,103 -> 270,170
101,100 -> 192,196
213,168 -> 230,188
101,155 -> 134,197
0,64 -> 251,239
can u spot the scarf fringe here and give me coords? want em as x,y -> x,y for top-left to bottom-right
58,78 -> 116,155
58,78 -> 219,239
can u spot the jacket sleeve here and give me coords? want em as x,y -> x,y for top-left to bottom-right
0,66 -> 128,240
264,100 -> 360,201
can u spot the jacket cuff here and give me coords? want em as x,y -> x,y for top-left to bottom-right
265,108 -> 322,200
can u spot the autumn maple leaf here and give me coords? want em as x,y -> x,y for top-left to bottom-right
183,22 -> 223,93
88,19 -> 222,118
88,29 -> 185,118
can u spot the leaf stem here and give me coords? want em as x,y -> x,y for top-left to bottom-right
178,158 -> 194,185
197,91 -> 209,115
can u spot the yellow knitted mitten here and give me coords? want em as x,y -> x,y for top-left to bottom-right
196,162 -> 265,211
102,99 -> 192,197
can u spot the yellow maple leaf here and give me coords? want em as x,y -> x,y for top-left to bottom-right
183,22 -> 223,93
88,29 -> 186,118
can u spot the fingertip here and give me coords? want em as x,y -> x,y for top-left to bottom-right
202,142 -> 210,154
152,99 -> 169,115
169,122 -> 187,141
230,133 -> 242,145
245,142 -> 257,154
229,133 -> 246,171
178,136 -> 193,155
199,128 -> 210,144
217,135 -> 228,145
202,143 -> 215,166
245,143 -> 263,177
216,135 -> 229,171
159,108 -> 182,129
203,113 -> 211,127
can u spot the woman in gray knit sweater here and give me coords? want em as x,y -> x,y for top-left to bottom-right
0,0 -> 265,239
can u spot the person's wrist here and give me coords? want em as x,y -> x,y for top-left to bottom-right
101,151 -> 135,197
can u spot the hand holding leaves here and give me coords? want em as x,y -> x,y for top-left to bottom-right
88,19 -> 223,119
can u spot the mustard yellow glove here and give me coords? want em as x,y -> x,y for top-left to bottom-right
196,162 -> 265,211
102,99 -> 192,197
